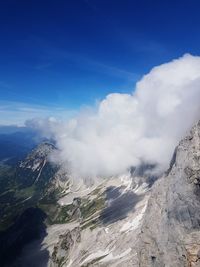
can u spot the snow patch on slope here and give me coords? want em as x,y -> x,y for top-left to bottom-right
120,203 -> 147,233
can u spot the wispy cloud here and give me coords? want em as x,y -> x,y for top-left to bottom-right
0,101 -> 76,126
21,35 -> 139,81
48,47 -> 139,81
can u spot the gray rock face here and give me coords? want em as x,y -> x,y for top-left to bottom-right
17,142 -> 57,186
51,227 -> 81,267
138,121 -> 200,267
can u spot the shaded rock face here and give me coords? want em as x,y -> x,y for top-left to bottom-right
130,164 -> 158,188
100,190 -> 143,225
138,121 -> 200,267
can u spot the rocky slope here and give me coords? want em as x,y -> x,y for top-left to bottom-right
42,171 -> 151,267
0,142 -> 70,266
138,121 -> 200,267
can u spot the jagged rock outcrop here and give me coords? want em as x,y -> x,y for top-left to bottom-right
16,142 -> 57,187
50,227 -> 81,267
15,142 -> 70,197
43,173 -> 149,267
138,121 -> 200,267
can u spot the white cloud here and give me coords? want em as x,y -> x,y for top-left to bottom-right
38,54 -> 200,178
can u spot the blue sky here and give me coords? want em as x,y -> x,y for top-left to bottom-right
1,0 -> 200,125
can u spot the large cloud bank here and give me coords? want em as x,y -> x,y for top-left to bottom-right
39,54 -> 200,178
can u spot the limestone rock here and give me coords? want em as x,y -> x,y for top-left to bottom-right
137,121 -> 200,267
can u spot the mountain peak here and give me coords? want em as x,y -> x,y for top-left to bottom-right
16,142 -> 57,187
27,142 -> 56,158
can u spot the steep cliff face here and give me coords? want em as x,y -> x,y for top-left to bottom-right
138,121 -> 200,267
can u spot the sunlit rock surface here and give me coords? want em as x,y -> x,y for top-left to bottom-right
138,121 -> 200,267
42,173 -> 150,267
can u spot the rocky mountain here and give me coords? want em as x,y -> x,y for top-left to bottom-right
138,121 -> 200,267
1,121 -> 200,267
0,142 -> 70,266
16,143 -> 57,187
0,140 -> 152,266
44,121 -> 200,267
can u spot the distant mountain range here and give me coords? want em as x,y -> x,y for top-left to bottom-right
0,127 -> 40,165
